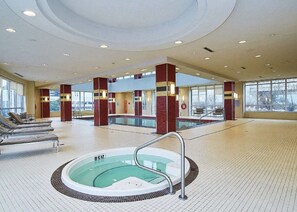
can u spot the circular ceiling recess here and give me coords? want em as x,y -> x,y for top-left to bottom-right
5,0 -> 237,51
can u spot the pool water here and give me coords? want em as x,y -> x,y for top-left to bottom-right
109,117 -> 206,130
70,154 -> 172,188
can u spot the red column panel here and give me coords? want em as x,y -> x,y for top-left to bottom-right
108,93 -> 116,114
156,63 -> 176,134
94,77 -> 108,126
134,90 -> 142,116
60,85 -> 72,121
224,81 -> 235,120
40,89 -> 50,118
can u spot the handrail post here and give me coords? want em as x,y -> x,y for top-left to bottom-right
133,131 -> 188,200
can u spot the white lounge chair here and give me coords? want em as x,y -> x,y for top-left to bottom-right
0,114 -> 50,129
0,134 -> 59,154
8,112 -> 52,125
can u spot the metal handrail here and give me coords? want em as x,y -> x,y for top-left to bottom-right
133,131 -> 187,200
198,108 -> 225,121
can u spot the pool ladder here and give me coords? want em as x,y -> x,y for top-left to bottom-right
133,132 -> 187,200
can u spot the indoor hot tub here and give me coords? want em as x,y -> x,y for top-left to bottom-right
61,147 -> 190,196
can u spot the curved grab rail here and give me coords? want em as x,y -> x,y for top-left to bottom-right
133,131 -> 187,200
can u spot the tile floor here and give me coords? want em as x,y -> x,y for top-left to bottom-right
0,118 -> 297,211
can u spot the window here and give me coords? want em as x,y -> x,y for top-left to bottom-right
71,91 -> 94,111
50,90 -> 60,112
244,78 -> 297,112
191,84 -> 223,115
0,77 -> 25,116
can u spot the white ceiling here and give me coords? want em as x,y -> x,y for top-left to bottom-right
0,0 -> 297,88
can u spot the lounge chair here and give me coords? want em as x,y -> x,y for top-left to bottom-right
8,112 -> 52,125
0,125 -> 54,137
193,108 -> 204,115
0,133 -> 59,154
213,108 -> 224,116
0,114 -> 50,129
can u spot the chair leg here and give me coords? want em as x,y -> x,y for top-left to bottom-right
56,140 -> 60,152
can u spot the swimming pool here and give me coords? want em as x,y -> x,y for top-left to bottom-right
61,147 -> 190,196
108,116 -> 216,130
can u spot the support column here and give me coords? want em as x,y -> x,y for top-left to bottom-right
134,90 -> 142,116
60,84 -> 72,121
224,81 -> 235,120
94,77 -> 108,126
40,89 -> 50,118
156,63 -> 176,134
108,93 -> 116,114
176,87 -> 179,117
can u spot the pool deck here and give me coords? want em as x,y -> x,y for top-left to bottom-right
0,118 -> 297,211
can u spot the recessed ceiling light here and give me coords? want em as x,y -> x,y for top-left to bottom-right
196,73 -> 200,76
3,62 -> 9,65
211,77 -> 215,80
73,72 -> 77,75
88,79 -> 92,82
140,68 -> 147,72
176,67 -> 180,70
6,28 -> 16,33
94,66 -> 100,69
237,71 -> 241,74
23,10 -> 36,17
125,72 -> 129,75
175,40 -> 183,44
125,58 -> 131,61
112,75 -> 116,77
224,65 -> 228,68
265,63 -> 271,66
100,44 -> 108,48
255,55 -> 261,58
238,40 -> 246,44
272,70 -> 276,73
204,57 -> 210,60
63,53 -> 70,56
42,63 -> 47,66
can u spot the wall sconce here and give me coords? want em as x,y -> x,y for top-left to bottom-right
66,94 -> 71,100
176,95 -> 179,101
182,95 -> 185,102
102,90 -> 107,99
233,92 -> 239,100
170,83 -> 175,95
44,97 -> 49,102
147,97 -> 150,102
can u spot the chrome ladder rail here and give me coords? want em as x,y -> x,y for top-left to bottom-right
133,131 -> 187,200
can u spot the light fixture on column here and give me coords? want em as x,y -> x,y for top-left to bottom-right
182,96 -> 185,102
170,83 -> 176,95
176,95 -> 179,101
102,90 -> 107,99
66,94 -> 71,100
233,92 -> 239,100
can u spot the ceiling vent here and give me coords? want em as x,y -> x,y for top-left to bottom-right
14,73 -> 23,77
203,47 -> 214,53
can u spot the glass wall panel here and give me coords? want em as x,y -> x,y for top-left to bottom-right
258,81 -> 271,111
191,84 -> 223,115
245,84 -> 257,111
50,90 -> 60,112
244,78 -> 297,112
72,91 -> 80,111
0,77 -> 24,116
287,81 -> 297,111
84,92 -> 93,110
272,80 -> 286,111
